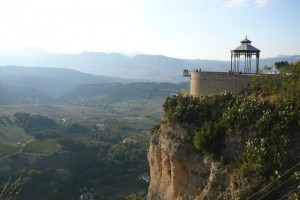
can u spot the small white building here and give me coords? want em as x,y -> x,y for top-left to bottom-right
80,192 -> 94,200
123,137 -> 138,144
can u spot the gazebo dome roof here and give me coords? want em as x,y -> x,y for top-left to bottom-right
232,36 -> 260,52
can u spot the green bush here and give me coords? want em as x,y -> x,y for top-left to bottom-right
251,74 -> 283,95
193,122 -> 226,156
222,97 -> 270,131
14,112 -> 59,135
163,93 -> 203,124
66,123 -> 91,135
162,92 -> 234,125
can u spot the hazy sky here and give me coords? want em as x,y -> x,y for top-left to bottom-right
0,0 -> 299,60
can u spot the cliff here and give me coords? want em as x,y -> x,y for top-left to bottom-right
147,91 -> 300,200
147,122 -> 251,200
148,122 -> 220,199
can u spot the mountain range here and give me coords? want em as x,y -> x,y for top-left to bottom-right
0,47 -> 299,81
0,66 -> 129,98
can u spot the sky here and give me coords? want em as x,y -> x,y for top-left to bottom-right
0,0 -> 299,60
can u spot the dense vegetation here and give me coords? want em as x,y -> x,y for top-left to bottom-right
0,111 -> 151,199
14,113 -> 60,135
0,76 -> 185,199
161,62 -> 300,199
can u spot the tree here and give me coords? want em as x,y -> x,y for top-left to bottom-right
274,61 -> 289,71
281,62 -> 300,108
263,65 -> 272,72
193,122 -> 226,156
66,123 -> 91,134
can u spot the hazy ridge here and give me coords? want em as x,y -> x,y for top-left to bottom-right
0,48 -> 299,81
0,51 -> 299,104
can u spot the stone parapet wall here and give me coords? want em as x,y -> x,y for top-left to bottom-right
190,72 -> 252,96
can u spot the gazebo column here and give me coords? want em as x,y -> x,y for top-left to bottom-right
244,53 -> 247,73
236,54 -> 238,72
234,54 -> 237,73
238,53 -> 240,73
256,54 -> 259,74
231,53 -> 236,72
248,53 -> 251,73
231,53 -> 233,72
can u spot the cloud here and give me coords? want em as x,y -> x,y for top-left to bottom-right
226,0 -> 250,7
255,0 -> 269,7
226,0 -> 270,7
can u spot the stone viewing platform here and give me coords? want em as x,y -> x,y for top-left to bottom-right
184,36 -> 260,96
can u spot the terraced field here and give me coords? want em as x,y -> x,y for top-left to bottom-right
23,139 -> 61,155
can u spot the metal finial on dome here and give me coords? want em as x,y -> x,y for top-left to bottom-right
241,35 -> 251,44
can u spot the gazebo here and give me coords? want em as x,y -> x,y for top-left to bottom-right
231,36 -> 260,74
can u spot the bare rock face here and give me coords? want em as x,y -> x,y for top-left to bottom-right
147,123 -> 231,200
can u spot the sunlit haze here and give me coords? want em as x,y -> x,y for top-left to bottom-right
0,0 -> 299,60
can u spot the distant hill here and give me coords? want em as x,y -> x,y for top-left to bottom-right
59,82 -> 189,105
0,66 -> 189,105
260,55 -> 300,67
0,48 -> 299,81
0,66 -> 130,98
0,84 -> 52,104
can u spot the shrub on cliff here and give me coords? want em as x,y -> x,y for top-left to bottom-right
162,93 -> 203,124
162,92 -> 233,125
222,96 -> 296,173
251,61 -> 300,108
193,122 -> 226,156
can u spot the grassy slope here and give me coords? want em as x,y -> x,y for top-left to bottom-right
0,115 -> 33,144
23,139 -> 61,155
0,142 -> 19,157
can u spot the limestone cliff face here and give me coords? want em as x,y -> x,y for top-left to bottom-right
147,122 -> 247,200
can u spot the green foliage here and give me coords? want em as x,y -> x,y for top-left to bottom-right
66,123 -> 91,135
281,62 -> 300,108
163,93 -> 203,124
162,92 -> 234,125
103,142 -> 148,170
263,65 -> 272,72
251,62 -> 300,108
0,93 -> 154,199
251,74 -> 283,95
222,97 -> 295,173
193,122 -> 226,156
14,112 -> 60,135
275,61 -> 289,71
222,97 -> 270,131
240,136 -> 288,173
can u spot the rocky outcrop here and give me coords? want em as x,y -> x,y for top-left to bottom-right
147,123 -> 233,200
147,122 -> 264,200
